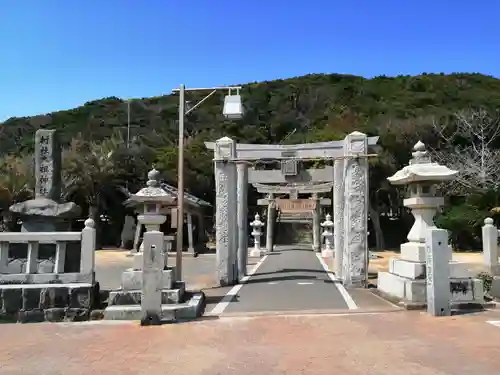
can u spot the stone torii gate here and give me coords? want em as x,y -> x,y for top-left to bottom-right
205,131 -> 379,288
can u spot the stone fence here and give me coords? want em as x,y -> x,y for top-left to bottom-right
0,219 -> 97,323
0,219 -> 96,284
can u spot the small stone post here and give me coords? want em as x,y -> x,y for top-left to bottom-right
482,218 -> 499,275
214,137 -> 238,286
140,231 -> 165,325
237,162 -> 249,279
250,214 -> 264,257
425,227 -> 451,316
333,158 -> 345,278
321,214 -> 334,258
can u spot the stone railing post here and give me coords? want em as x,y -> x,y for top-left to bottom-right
482,218 -> 499,275
237,162 -> 249,278
214,136 -> 238,286
80,218 -> 96,278
250,213 -> 264,257
425,227 -> 451,316
321,214 -> 334,258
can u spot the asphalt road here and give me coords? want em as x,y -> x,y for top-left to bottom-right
222,245 -> 351,314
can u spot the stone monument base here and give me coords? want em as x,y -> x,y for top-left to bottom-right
103,265 -> 205,322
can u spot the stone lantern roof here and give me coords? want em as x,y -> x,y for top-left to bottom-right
387,141 -> 458,185
127,168 -> 176,205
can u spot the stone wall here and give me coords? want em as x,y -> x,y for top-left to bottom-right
0,284 -> 97,323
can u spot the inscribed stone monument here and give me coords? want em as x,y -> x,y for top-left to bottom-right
9,129 -> 80,272
10,129 -> 80,232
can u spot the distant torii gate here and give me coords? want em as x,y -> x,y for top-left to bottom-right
204,132 -> 379,288
253,182 -> 333,251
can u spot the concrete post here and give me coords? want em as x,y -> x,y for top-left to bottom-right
81,218 -> 96,278
425,227 -> 451,316
333,158 -> 345,278
237,162 -> 249,278
312,193 -> 321,252
140,230 -> 165,325
187,213 -> 194,255
196,212 -> 205,252
266,193 -> 275,252
482,218 -> 499,275
342,132 -> 369,287
214,137 -> 238,286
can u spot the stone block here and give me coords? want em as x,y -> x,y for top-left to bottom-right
490,276 -> 500,298
40,287 -> 69,309
449,262 -> 474,278
121,269 -> 173,291
378,272 -> 484,305
44,308 -> 66,322
22,288 -> 42,310
64,308 -> 90,322
18,309 -> 46,323
90,309 -> 104,320
387,259 -> 474,280
103,292 -> 205,322
1,288 -> 22,313
108,287 -> 184,306
0,312 -> 17,323
68,286 -> 92,309
175,292 -> 206,320
400,242 -> 426,262
377,272 -> 426,303
450,279 -> 484,303
389,259 -> 425,279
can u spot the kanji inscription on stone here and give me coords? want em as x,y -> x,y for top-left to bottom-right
35,129 -> 62,201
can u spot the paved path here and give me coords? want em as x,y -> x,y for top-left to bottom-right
208,245 -> 394,315
94,248 -> 397,315
2,310 -> 500,375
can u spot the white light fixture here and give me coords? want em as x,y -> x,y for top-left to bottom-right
223,94 -> 244,119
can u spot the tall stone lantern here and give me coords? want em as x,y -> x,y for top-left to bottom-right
127,168 -> 176,270
377,141 -> 459,303
389,141 -> 458,253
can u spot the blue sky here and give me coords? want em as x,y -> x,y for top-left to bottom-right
1,0 -> 499,121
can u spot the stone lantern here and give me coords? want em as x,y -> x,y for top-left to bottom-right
378,141 -> 484,305
126,168 -> 176,270
388,141 -> 457,252
321,214 -> 334,258
250,213 -> 264,257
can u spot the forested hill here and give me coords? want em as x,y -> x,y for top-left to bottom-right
2,73 -> 500,158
